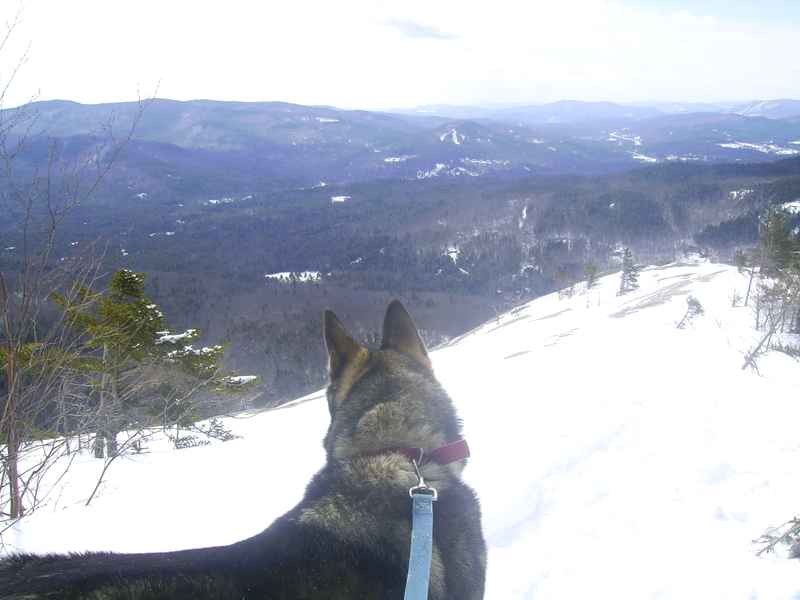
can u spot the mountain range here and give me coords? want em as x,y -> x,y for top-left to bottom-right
10,97 -> 800,190
392,98 -> 800,121
2,97 -> 800,403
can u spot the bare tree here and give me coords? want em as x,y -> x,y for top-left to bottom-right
0,9 -> 151,521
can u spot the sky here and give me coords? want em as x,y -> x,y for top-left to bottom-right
1,0 -> 799,110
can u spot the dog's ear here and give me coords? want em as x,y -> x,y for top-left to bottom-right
324,308 -> 368,377
381,299 -> 432,372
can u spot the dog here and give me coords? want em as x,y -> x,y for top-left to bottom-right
0,300 -> 486,599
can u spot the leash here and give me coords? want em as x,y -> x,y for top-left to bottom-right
405,463 -> 437,600
394,440 -> 470,600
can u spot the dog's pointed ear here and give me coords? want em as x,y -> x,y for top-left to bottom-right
381,299 -> 432,372
324,308 -> 367,376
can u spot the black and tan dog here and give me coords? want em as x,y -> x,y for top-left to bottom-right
0,300 -> 486,599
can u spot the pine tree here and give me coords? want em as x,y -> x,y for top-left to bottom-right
55,270 -> 255,458
618,248 -> 640,295
676,295 -> 705,329
553,266 -> 578,299
583,261 -> 599,289
742,209 -> 800,367
761,212 -> 797,276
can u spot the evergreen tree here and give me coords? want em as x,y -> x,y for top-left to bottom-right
55,269 -> 255,458
761,212 -> 798,276
618,248 -> 640,295
741,209 -> 800,368
553,266 -> 578,299
676,295 -> 705,329
583,261 -> 599,289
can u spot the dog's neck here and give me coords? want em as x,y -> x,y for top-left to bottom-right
369,439 -> 470,466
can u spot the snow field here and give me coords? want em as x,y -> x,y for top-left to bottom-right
5,261 -> 800,599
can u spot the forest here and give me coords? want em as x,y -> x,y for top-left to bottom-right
3,99 -> 800,413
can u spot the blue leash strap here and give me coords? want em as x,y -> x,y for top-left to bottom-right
404,489 -> 436,600
404,452 -> 438,600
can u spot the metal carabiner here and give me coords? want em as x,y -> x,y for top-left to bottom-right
409,457 -> 438,500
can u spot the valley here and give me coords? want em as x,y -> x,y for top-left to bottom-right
2,98 -> 800,405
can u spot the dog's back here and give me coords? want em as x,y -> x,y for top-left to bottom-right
0,300 -> 486,599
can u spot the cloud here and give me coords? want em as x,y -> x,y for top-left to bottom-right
382,18 -> 460,40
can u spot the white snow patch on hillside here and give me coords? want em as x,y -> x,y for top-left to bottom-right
264,271 -> 322,282
417,163 -> 481,178
718,142 -> 800,155
731,189 -> 755,200
440,129 -> 463,145
4,262 -> 800,599
461,158 -> 510,166
781,201 -> 800,214
609,131 -> 642,146
629,151 -> 659,162
417,164 -> 448,178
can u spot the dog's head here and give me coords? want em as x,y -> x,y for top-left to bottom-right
322,300 -> 462,462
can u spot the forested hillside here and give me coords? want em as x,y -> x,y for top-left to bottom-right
2,99 -> 800,404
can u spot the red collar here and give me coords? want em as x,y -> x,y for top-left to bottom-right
371,439 -> 470,465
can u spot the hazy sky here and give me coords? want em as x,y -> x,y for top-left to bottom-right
2,0 -> 799,109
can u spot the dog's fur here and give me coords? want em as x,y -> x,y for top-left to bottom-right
0,300 -> 486,599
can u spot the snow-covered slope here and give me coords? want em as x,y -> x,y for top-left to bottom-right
5,261 -> 800,599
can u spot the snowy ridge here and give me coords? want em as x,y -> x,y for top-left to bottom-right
5,262 -> 800,599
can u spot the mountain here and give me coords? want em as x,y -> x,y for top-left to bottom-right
393,100 -> 664,123
6,261 -> 800,599
26,98 -> 427,145
391,99 -> 800,123
625,100 -> 745,114
490,100 -> 664,123
730,99 -> 800,119
4,98 -> 800,403
6,98 -> 800,190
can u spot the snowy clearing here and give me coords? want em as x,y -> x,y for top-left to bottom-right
4,262 -> 800,599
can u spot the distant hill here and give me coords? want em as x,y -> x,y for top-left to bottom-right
4,98 -> 799,195
391,98 -> 800,122
730,99 -> 800,119
3,98 -> 800,404
393,100 -> 664,122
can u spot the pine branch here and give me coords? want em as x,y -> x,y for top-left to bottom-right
753,518 -> 800,557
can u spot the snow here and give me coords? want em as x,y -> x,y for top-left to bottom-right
781,201 -> 800,215
264,271 -> 322,282
629,151 -> 659,162
731,189 -> 755,200
610,131 -> 642,146
4,262 -> 800,599
227,375 -> 258,385
462,158 -> 510,166
155,329 -> 197,344
440,129 -> 462,145
417,163 -> 481,179
718,142 -> 800,155
417,163 -> 449,179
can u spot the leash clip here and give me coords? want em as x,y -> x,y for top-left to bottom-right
409,455 -> 438,500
